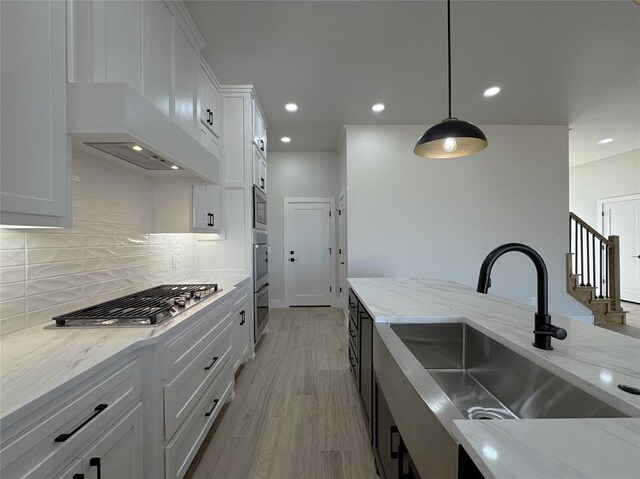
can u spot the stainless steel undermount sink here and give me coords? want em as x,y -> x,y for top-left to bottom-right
390,323 -> 627,420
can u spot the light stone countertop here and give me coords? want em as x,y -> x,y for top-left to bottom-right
452,418 -> 640,479
348,278 -> 640,478
0,275 -> 249,424
348,278 -> 640,416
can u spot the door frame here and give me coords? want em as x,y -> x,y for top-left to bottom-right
283,197 -> 336,307
337,190 -> 347,312
598,193 -> 640,232
598,193 -> 640,303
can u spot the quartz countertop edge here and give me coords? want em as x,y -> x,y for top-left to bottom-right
451,418 -> 640,479
0,275 -> 250,424
347,277 -> 640,417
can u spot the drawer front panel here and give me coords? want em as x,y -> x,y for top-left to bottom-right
1,357 -> 142,479
165,358 -> 233,479
348,317 -> 358,357
348,290 -> 358,320
164,297 -> 233,380
349,341 -> 359,388
164,322 -> 233,439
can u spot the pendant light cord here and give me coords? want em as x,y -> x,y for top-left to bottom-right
447,0 -> 452,118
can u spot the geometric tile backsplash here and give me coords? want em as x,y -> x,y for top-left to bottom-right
0,151 -> 195,335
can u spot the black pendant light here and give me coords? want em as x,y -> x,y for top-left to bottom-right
414,0 -> 487,159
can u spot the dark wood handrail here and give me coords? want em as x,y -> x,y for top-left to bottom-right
569,212 -> 611,246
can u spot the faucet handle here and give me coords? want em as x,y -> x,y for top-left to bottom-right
534,323 -> 567,340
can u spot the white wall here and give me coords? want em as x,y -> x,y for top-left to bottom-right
345,124 -> 588,317
266,152 -> 340,305
0,151 -> 195,335
570,148 -> 640,229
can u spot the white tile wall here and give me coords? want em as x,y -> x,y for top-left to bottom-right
0,151 -> 196,335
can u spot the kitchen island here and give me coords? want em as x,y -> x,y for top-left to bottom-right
348,278 -> 640,479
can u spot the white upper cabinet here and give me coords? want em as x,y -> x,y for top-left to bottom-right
252,99 -> 267,158
142,1 -> 173,117
173,22 -> 199,139
69,0 -> 205,142
91,0 -> 141,92
198,65 -> 221,138
0,0 -> 70,227
192,185 -> 223,234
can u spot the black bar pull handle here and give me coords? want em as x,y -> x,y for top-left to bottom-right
55,404 -> 108,442
240,310 -> 245,325
89,457 -> 101,479
73,475 -> 85,479
260,178 -> 265,189
205,399 -> 220,417
204,356 -> 219,370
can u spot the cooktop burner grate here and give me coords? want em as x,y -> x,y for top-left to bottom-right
52,284 -> 218,326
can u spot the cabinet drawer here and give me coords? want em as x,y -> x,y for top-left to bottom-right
165,358 -> 233,479
348,290 -> 358,322
0,357 -> 142,479
349,341 -> 359,388
164,322 -> 233,439
348,319 -> 358,358
232,287 -> 248,312
163,297 -> 233,380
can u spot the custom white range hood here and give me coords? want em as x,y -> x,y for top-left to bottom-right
68,82 -> 219,184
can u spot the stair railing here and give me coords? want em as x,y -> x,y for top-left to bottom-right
569,212 -> 621,310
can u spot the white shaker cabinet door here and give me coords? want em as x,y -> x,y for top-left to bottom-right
78,404 -> 144,479
142,0 -> 173,117
0,0 -> 70,225
90,0 -> 141,92
173,22 -> 199,139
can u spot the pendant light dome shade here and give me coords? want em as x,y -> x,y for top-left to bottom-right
413,117 -> 487,159
413,0 -> 488,159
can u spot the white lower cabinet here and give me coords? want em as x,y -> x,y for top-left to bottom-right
1,289 -> 246,479
78,403 -> 144,479
0,357 -> 142,479
165,360 -> 233,479
231,283 -> 251,372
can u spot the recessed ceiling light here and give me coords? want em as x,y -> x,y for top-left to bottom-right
372,103 -> 385,112
131,145 -> 143,151
170,165 -> 179,170
285,103 -> 298,112
281,137 -> 292,143
598,138 -> 614,144
483,86 -> 501,97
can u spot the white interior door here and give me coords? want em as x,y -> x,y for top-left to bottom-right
285,199 -> 334,306
337,194 -> 347,310
602,195 -> 640,303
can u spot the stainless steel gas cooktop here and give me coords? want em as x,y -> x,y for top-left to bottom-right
52,284 -> 220,327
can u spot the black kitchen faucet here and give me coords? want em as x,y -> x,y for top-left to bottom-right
477,243 -> 567,350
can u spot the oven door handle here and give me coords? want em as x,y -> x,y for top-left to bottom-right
256,283 -> 269,294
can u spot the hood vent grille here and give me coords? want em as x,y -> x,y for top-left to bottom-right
85,142 -> 179,170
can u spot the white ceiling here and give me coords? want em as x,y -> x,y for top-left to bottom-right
186,1 -> 640,165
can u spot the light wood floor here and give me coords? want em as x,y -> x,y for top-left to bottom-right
185,307 -> 378,479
